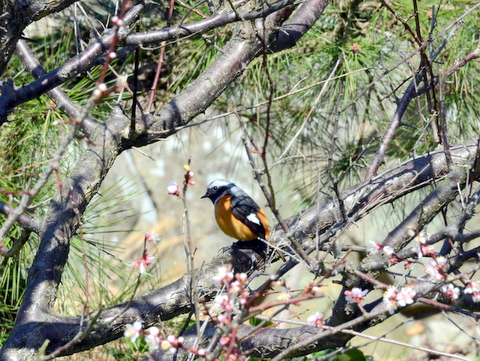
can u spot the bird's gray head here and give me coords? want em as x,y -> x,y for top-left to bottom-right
201,179 -> 236,204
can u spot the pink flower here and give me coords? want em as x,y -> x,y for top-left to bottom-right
383,246 -> 394,256
134,254 -> 154,274
465,280 -> 480,293
217,314 -> 228,324
368,241 -> 394,256
220,337 -> 230,345
214,294 -> 234,312
236,273 -> 248,284
415,233 -> 435,258
145,231 -> 161,243
344,288 -> 369,304
229,280 -> 244,295
167,181 -> 179,195
307,312 -> 324,329
417,243 -> 436,258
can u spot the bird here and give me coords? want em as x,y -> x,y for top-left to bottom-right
201,179 -> 285,261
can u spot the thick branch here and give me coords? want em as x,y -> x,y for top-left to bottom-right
14,39 -> 98,136
270,0 -> 330,52
1,143 -> 476,359
132,4 -> 297,145
125,0 -> 297,46
0,0 -> 78,75
2,242 -> 268,357
0,2 -> 146,123
277,144 -> 476,247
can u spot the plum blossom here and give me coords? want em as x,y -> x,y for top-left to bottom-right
383,286 -> 399,314
134,253 -> 154,274
383,285 -> 416,313
213,266 -> 234,286
307,312 -> 324,329
383,246 -> 394,256
344,288 -> 369,304
369,241 -> 394,256
214,294 -> 234,312
277,287 -> 292,300
465,281 -> 480,302
124,321 -> 142,342
415,232 -> 435,258
145,231 -> 161,243
425,256 -> 447,281
440,284 -> 460,302
396,286 -> 416,307
161,335 -> 184,354
145,327 -> 161,351
167,181 -> 179,195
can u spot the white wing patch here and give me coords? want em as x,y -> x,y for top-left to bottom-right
247,213 -> 261,225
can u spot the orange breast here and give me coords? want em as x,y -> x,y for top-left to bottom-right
215,195 -> 258,240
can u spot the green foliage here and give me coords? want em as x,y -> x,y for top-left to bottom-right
1,0 -> 479,357
211,0 -> 480,209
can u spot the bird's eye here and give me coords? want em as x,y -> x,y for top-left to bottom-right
213,186 -> 218,191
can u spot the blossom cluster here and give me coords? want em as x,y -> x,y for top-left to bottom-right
124,321 -> 206,355
213,267 -> 250,317
440,283 -> 460,302
424,256 -> 448,281
383,285 -> 416,314
167,165 -> 196,197
414,233 -> 435,258
369,232 -> 434,266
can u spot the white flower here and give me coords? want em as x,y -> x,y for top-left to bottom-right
344,288 -> 369,304
213,266 -> 234,286
425,257 -> 448,281
396,286 -> 416,307
465,280 -> 480,294
307,312 -> 324,328
440,284 -> 460,301
145,327 -> 160,351
368,241 -> 382,254
161,339 -> 176,353
383,286 -> 398,314
465,281 -> 480,302
213,294 -> 235,312
124,321 -> 142,342
277,287 -> 292,300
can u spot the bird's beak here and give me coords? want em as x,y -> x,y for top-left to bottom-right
201,194 -> 208,199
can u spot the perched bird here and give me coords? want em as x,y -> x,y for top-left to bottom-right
201,179 -> 285,261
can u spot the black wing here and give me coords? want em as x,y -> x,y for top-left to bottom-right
230,194 -> 266,239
